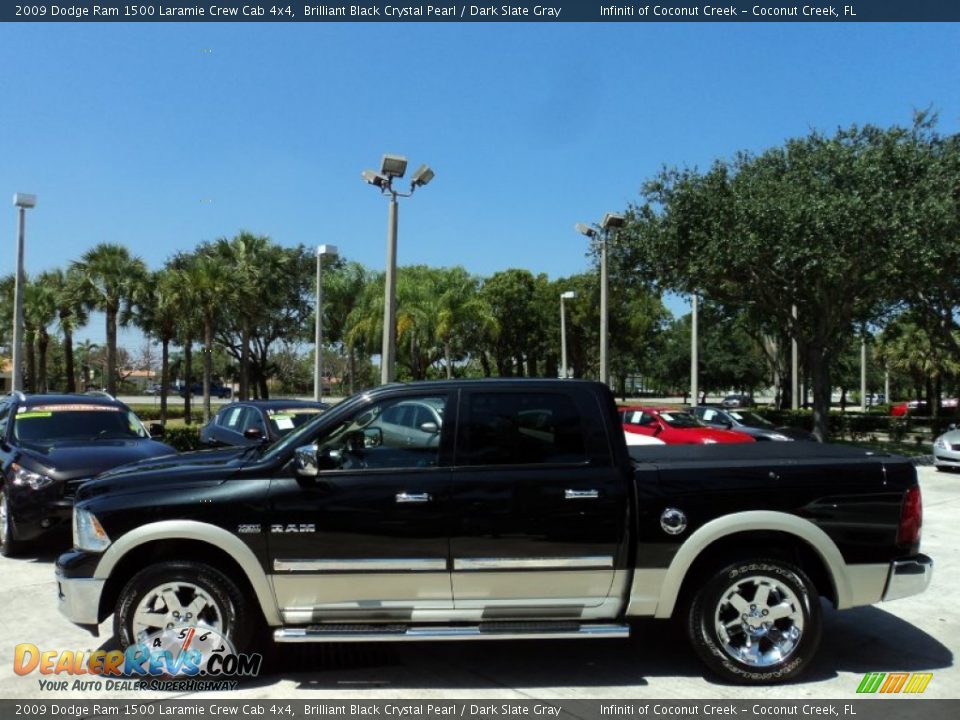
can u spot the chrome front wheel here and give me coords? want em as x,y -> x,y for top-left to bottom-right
115,561 -> 252,651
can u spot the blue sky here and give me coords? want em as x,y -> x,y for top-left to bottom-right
1,22 -> 958,347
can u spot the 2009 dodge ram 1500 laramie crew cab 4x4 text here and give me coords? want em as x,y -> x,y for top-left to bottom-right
56,380 -> 932,683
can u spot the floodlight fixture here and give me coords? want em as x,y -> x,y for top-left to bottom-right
561,291 -> 576,300
362,153 -> 435,385
362,169 -> 387,188
318,244 -> 338,259
601,212 -> 625,230
13,193 -> 36,209
410,164 -> 435,188
575,223 -> 596,238
380,154 -> 408,178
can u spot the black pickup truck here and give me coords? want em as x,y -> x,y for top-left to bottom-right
56,379 -> 931,684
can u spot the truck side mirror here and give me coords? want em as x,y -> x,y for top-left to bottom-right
149,423 -> 165,438
294,444 -> 319,477
420,422 -> 439,434
244,427 -> 265,441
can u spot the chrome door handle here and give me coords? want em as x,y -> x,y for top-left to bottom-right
396,492 -> 432,503
565,489 -> 599,500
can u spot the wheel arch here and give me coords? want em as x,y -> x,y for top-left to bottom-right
94,521 -> 281,626
653,511 -> 849,619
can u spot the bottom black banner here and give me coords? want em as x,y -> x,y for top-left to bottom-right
1,700 -> 957,720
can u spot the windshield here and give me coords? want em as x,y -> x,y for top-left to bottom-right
730,411 -> 775,428
266,408 -> 325,436
658,412 -> 704,429
13,404 -> 149,443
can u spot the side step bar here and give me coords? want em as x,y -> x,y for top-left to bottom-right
274,622 -> 630,643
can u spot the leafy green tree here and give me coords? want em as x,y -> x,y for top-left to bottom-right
479,269 -> 546,377
214,243 -> 312,399
618,119 -> 949,439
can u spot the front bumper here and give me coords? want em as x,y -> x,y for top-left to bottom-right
56,567 -> 104,628
883,554 -> 933,602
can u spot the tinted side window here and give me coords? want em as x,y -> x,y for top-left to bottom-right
459,392 -> 588,466
317,394 -> 448,471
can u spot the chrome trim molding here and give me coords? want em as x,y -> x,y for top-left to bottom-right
274,623 -> 630,643
453,556 -> 614,571
883,555 -> 933,602
274,558 -> 448,573
56,571 -> 106,626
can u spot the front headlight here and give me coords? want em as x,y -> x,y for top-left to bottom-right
73,507 -> 111,552
10,463 -> 55,490
768,433 -> 793,442
934,436 -> 949,450
702,438 -> 718,444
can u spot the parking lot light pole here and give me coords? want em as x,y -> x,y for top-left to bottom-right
576,213 -> 624,387
314,244 -> 338,402
362,156 -> 434,385
11,193 -> 36,392
560,291 -> 576,379
691,292 -> 699,407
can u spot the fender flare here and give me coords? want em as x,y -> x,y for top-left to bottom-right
652,510 -> 852,618
93,520 -> 282,626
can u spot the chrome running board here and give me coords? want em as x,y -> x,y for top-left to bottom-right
273,622 -> 630,643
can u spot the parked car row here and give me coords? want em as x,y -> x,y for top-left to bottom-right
621,405 -> 819,446
0,392 -> 332,557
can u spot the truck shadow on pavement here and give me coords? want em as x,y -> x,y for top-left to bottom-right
233,605 -> 951,690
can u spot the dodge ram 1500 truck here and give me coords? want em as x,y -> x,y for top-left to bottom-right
56,379 -> 932,684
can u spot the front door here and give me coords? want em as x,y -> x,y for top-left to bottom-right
268,391 -> 455,625
449,388 -> 629,621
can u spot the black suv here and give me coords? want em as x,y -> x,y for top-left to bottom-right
0,392 -> 175,556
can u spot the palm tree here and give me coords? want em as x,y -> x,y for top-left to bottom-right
40,268 -> 89,392
24,278 -> 58,393
133,268 -> 184,424
74,339 -> 100,390
181,252 -> 235,422
71,244 -> 148,395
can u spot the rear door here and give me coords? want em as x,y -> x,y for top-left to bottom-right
449,387 -> 629,620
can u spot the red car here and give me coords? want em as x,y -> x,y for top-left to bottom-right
621,406 -> 755,445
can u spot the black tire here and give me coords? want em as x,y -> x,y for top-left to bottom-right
686,558 -> 821,684
114,561 -> 253,652
0,489 -> 24,558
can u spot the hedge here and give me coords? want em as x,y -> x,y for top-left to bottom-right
754,409 -> 956,441
161,427 -> 205,452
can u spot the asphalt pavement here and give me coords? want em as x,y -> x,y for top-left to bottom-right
1,466 -> 956,702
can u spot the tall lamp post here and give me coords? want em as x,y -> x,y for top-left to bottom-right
362,155 -> 434,384
576,212 -> 624,386
690,292 -> 699,406
314,244 -> 338,402
11,193 -> 36,392
560,291 -> 576,379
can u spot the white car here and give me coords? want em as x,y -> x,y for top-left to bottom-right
624,430 -> 666,446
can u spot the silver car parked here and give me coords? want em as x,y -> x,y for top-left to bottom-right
933,426 -> 960,471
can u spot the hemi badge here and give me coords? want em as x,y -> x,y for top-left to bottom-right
237,524 -> 261,534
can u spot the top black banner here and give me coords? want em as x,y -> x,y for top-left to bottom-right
3,1 -> 960,22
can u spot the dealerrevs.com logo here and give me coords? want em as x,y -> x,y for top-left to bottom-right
14,626 -> 262,692
856,672 -> 933,694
